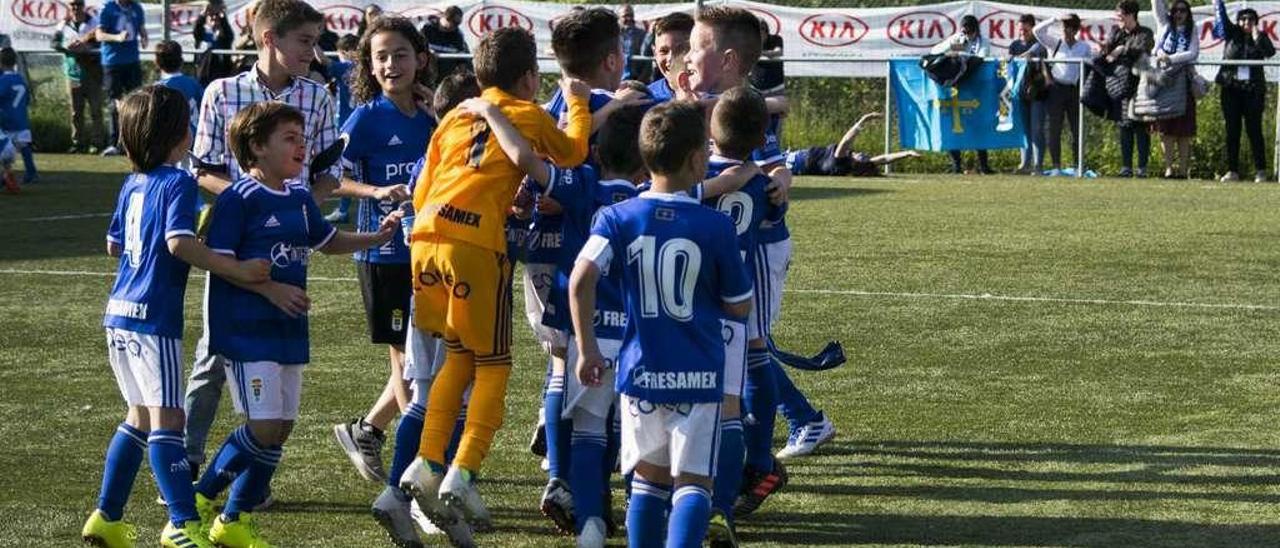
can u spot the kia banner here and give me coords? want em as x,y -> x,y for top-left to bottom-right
3,0 -> 1278,78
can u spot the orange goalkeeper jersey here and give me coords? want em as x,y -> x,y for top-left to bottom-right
411,86 -> 590,253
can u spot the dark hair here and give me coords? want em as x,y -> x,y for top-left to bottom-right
961,15 -> 979,33
1239,8 -> 1259,21
227,102 -> 306,171
653,11 -> 694,36
433,71 -> 480,117
619,79 -> 650,95
474,27 -> 537,92
640,101 -> 706,177
254,0 -> 324,43
1118,0 -> 1141,16
1062,13 -> 1081,29
551,8 -> 621,80
154,40 -> 183,72
596,105 -> 646,177
1019,13 -> 1036,26
336,33 -> 359,52
444,5 -> 463,20
696,6 -> 763,77
351,16 -> 434,105
710,86 -> 767,161
119,85 -> 190,173
0,47 -> 16,69
1169,0 -> 1194,34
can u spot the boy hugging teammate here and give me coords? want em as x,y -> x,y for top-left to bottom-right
400,25 -> 591,546
571,100 -> 754,548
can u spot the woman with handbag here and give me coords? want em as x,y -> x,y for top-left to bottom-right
1150,0 -> 1200,179
1213,0 -> 1274,182
1010,14 -> 1047,175
1035,13 -> 1095,176
1103,0 -> 1156,177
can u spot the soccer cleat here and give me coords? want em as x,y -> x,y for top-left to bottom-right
371,486 -> 425,548
100,146 -> 122,157
776,413 -> 837,460
539,478 -> 575,535
332,419 -> 387,482
408,499 -> 443,536
733,458 -> 789,518
707,509 -> 740,548
1256,171 -> 1270,183
576,516 -> 607,548
161,520 -> 214,548
2,170 -> 18,194
208,513 -> 275,548
400,458 -> 474,548
323,210 -> 349,224
440,465 -> 492,531
81,510 -> 137,548
1220,171 -> 1240,182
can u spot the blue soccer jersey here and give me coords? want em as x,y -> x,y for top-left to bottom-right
0,71 -> 30,133
751,114 -> 785,166
648,78 -> 674,103
580,191 -> 753,404
697,155 -> 784,261
329,60 -> 355,126
340,95 -> 436,263
103,166 -> 199,338
535,162 -> 638,340
205,177 -> 336,364
98,0 -> 144,67
158,72 -> 203,136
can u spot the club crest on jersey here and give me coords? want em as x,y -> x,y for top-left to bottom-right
250,377 -> 263,402
391,309 -> 403,332
655,208 -> 675,221
270,241 -> 311,268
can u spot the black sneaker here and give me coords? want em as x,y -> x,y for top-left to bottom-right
529,422 -> 547,458
733,458 -> 789,518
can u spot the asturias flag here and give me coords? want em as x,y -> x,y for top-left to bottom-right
891,58 -> 1028,151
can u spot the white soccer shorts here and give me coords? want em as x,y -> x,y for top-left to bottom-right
564,336 -> 621,419
620,395 -> 722,478
523,262 -> 567,351
722,320 -> 747,397
757,238 -> 793,334
105,328 -> 184,408
225,361 -> 304,421
9,129 -> 31,146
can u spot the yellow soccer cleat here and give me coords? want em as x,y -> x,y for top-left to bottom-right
161,520 -> 214,548
208,513 -> 276,548
195,493 -> 216,529
81,510 -> 137,548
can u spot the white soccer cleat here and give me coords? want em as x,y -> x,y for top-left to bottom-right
440,465 -> 492,531
776,413 -> 837,459
409,499 -> 442,535
400,458 -> 474,548
371,486 -> 425,548
576,516 -> 607,548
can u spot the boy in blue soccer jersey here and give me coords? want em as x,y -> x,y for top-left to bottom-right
155,41 -> 203,140
82,85 -> 270,548
465,96 -> 650,545
324,33 -> 360,224
328,14 -> 435,488
647,12 -> 693,103
571,101 -> 754,548
0,48 -> 36,184
193,101 -> 402,547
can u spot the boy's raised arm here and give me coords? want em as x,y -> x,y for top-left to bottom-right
535,77 -> 592,167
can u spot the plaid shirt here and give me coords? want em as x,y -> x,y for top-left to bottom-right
193,67 -> 340,187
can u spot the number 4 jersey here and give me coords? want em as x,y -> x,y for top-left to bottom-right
579,191 -> 754,404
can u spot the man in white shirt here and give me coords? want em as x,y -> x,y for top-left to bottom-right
1034,13 -> 1095,174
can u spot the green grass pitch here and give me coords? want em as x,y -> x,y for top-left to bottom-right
3,154 -> 1280,546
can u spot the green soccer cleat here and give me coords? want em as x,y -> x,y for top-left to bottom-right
208,514 -> 275,548
161,520 -> 214,548
81,510 -> 138,548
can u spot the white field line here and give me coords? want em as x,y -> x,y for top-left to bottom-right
1,268 -> 1276,312
5,212 -> 113,222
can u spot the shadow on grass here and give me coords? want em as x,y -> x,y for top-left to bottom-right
789,185 -> 893,202
0,169 -> 129,262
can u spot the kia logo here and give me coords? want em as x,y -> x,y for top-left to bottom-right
799,13 -> 868,48
11,0 -> 69,28
468,5 -> 533,37
887,11 -> 957,48
977,10 -> 1020,49
1260,11 -> 1280,42
323,4 -> 363,34
748,7 -> 781,35
1196,18 -> 1223,50
167,5 -> 203,32
1077,21 -> 1116,46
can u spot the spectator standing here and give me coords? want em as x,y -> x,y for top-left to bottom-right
325,34 -> 360,224
932,15 -> 994,174
1009,14 -> 1045,175
0,49 -> 35,184
1213,0 -> 1274,182
423,6 -> 470,83
155,41 -> 203,142
1103,0 -> 1155,177
96,0 -> 147,156
52,0 -> 104,154
1151,0 -> 1200,179
193,0 -> 235,86
619,4 -> 650,82
750,20 -> 785,97
1034,13 -> 1094,176
356,4 -> 383,38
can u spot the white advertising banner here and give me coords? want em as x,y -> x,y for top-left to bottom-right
2,0 -> 1278,77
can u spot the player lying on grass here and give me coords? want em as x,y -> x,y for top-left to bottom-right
572,100 -> 754,548
785,113 -> 921,177
83,85 -> 270,548
193,101 -> 401,548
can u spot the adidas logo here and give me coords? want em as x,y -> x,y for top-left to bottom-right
387,134 -> 403,146
264,215 -> 281,228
